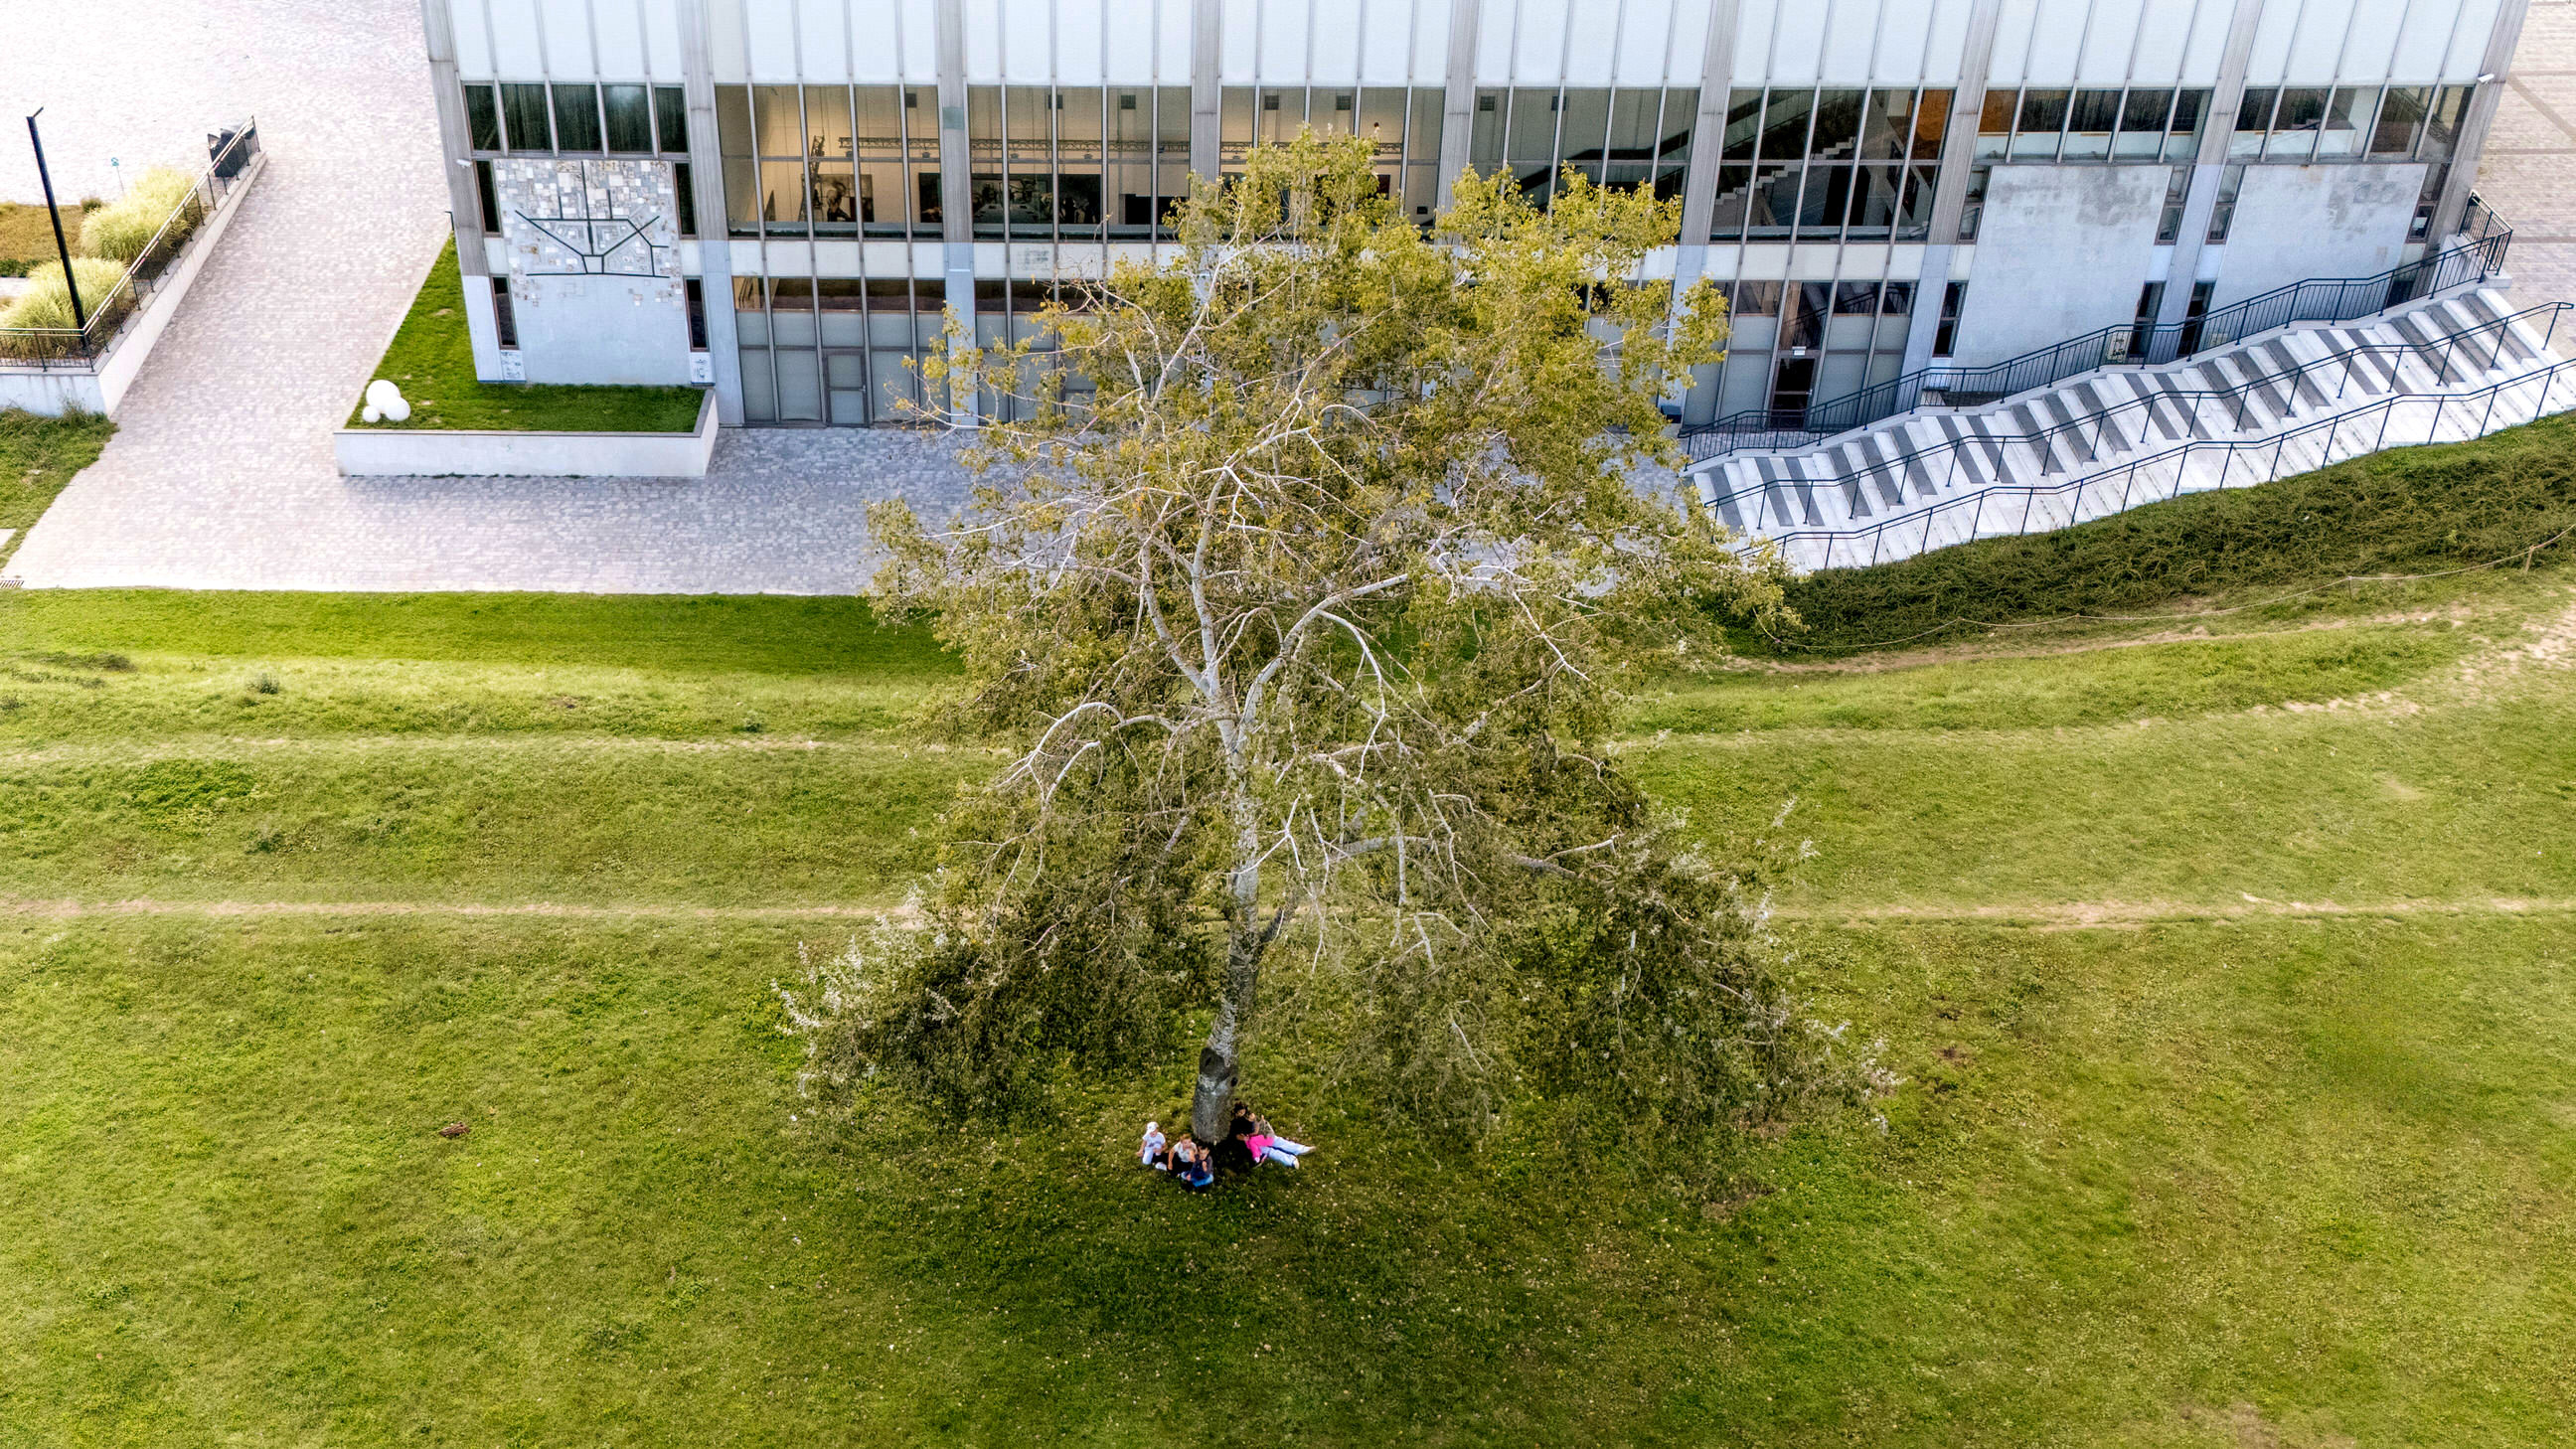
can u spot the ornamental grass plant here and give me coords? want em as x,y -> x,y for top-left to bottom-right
0,256 -> 131,358
79,166 -> 203,264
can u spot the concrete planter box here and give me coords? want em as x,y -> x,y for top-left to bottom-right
334,390 -> 718,477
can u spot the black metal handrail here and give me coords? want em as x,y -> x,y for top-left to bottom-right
1702,300 -> 2570,530
1684,223 -> 2513,463
1747,357 -> 2576,571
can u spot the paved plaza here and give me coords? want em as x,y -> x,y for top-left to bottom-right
0,2 -> 2571,594
2480,2 -> 2576,319
3,0 -> 975,594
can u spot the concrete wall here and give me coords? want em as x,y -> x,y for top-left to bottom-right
1952,164 -> 2171,366
2211,163 -> 2428,309
334,390 -> 718,477
493,157 -> 692,386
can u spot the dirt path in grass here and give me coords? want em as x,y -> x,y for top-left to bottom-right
1776,894 -> 2576,928
4,893 -> 2572,929
0,895 -> 915,922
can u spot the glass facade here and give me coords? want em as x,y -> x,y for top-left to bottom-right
1223,86 -> 1444,220
1708,86 -> 1944,243
966,85 -> 1195,240
461,48 -> 2488,431
1466,85 -> 1694,209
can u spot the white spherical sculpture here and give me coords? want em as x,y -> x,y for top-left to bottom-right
362,378 -> 411,424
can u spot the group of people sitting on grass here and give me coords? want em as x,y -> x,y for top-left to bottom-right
1138,1103 -> 1313,1190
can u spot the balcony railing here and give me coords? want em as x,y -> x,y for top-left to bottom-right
0,119 -> 260,370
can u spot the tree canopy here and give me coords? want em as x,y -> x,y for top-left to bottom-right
792,133 -> 1879,1155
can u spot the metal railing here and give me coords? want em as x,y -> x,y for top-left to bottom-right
1683,216 -> 2514,464
1749,356 -> 2576,572
0,118 -> 260,369
1704,301 -> 2571,533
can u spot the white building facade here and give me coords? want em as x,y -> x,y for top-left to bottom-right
419,0 -> 2527,429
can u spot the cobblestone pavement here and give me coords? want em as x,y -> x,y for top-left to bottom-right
2486,3 -> 2576,317
4,0 -> 973,595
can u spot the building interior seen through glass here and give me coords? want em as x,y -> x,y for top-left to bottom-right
459,70 -> 2483,427
1218,87 -> 1444,219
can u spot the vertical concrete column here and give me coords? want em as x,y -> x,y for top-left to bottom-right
1898,0 -> 2005,375
1672,0 -> 1743,290
935,0 -> 979,422
2431,0 -> 2531,245
1434,0 -> 1481,210
419,0 -> 488,279
1192,0 -> 1221,183
2155,0 -> 2267,331
420,0 -> 509,382
678,0 -> 746,423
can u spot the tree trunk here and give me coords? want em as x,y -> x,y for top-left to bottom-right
1191,779 -> 1264,1143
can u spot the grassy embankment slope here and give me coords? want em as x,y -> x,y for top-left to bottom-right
2,415 -> 2573,1445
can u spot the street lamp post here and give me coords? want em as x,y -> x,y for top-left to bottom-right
25,107 -> 88,333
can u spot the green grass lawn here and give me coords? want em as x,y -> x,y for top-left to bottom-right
5,466 -> 2576,1441
0,407 -> 115,569
0,201 -> 100,276
348,242 -> 706,433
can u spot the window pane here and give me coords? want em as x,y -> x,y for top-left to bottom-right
754,85 -> 804,156
807,85 -> 854,163
724,158 -> 758,231
2168,88 -> 2209,161
2318,86 -> 2370,157
1721,88 -> 1762,161
1896,164 -> 1936,241
811,162 -> 858,230
2424,85 -> 2472,160
1880,280 -> 1914,317
2113,87 -> 2168,158
1979,88 -> 2017,142
1913,89 -> 1952,160
464,84 -> 502,152
1834,281 -> 1878,314
717,85 -> 753,157
1730,280 -> 1781,317
1709,163 -> 1753,240
1810,89 -> 1863,157
2372,86 -> 2427,155
1859,88 -> 1915,160
473,159 -> 499,233
674,162 -> 696,236
2233,85 -> 2276,157
502,83 -> 553,152
1556,88 -> 1612,183
553,84 -> 602,151
1748,162 -> 1799,239
2014,89 -> 2067,158
1797,164 -> 1851,237
1759,89 -> 1814,160
2267,87 -> 2327,159
604,84 -> 654,153
2070,89 -> 2120,134
760,159 -> 808,233
656,86 -> 690,153
1847,164 -> 1900,236
1508,88 -> 1558,171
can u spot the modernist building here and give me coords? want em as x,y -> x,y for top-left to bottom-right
418,0 -> 2528,429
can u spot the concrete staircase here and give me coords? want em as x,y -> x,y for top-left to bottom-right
1690,289 -> 2576,571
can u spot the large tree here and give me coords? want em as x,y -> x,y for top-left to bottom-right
832,134 -> 1869,1149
